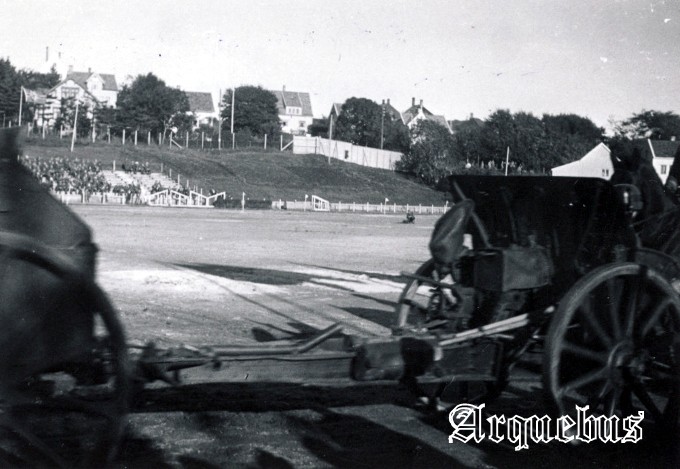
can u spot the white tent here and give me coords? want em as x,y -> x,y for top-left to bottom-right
551,143 -> 612,180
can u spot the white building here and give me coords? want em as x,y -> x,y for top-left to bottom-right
270,86 -> 314,135
551,142 -> 613,180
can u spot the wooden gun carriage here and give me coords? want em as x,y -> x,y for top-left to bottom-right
1,125 -> 678,466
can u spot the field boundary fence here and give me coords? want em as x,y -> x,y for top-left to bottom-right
273,199 -> 449,215
292,136 -> 402,171
23,124 -> 295,152
50,190 -> 448,214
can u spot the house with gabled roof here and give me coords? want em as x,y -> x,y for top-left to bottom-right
270,86 -> 314,135
185,91 -> 217,128
449,114 -> 484,134
381,99 -> 404,125
402,98 -> 451,133
55,67 -> 118,107
42,67 -> 119,126
645,138 -> 680,184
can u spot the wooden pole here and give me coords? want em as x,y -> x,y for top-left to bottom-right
280,134 -> 283,151
230,88 -> 235,134
232,132 -> 235,150
18,87 -> 23,127
185,132 -> 189,148
264,134 -> 267,150
201,132 -> 205,149
148,131 -> 151,145
70,101 -> 79,152
505,146 -> 510,176
135,130 -> 138,146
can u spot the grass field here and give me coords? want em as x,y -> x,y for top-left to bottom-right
23,136 -> 446,205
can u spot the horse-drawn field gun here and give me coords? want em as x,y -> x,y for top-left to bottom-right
1,126 -> 678,466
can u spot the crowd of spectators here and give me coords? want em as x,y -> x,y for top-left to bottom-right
20,156 -> 223,206
122,161 -> 151,174
21,156 -> 111,194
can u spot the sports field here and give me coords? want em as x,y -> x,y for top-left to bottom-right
75,206 -> 672,468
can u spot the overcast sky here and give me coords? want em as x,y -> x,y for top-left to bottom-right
1,0 -> 678,129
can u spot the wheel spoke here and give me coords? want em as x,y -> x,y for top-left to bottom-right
641,297 -> 673,338
605,386 -> 622,416
578,296 -> 613,348
606,278 -> 622,340
562,340 -> 608,363
561,367 -> 608,395
631,382 -> 663,421
624,270 -> 644,338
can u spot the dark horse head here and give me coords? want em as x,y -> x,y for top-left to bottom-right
609,139 -> 680,256
610,140 -> 677,217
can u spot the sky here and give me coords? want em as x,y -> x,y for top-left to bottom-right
1,0 -> 678,130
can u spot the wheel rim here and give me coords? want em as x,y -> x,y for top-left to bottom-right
546,262 -> 680,431
395,259 -> 457,332
0,241 -> 129,467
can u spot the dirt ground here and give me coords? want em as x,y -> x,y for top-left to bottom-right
71,206 -> 676,468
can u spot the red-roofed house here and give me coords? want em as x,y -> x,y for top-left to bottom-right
271,86 -> 314,135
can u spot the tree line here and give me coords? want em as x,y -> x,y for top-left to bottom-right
3,57 -> 680,186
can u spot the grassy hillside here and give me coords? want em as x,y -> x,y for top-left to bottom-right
23,137 -> 446,205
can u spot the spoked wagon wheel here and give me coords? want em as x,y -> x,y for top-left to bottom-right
545,262 -> 680,434
394,259 -> 461,334
0,235 -> 129,468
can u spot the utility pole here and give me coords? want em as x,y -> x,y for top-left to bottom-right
328,114 -> 334,165
380,100 -> 385,150
230,87 -> 235,134
218,88 -> 222,150
18,86 -> 24,126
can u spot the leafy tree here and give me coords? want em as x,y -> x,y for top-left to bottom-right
613,110 -> 680,140
541,113 -> 604,168
54,98 -> 92,137
309,117 -> 329,137
382,114 -> 411,153
542,113 -> 603,142
115,73 -> 189,136
334,97 -> 381,147
396,120 -> 458,185
454,124 -> 483,167
220,86 -> 280,137
18,66 -> 61,90
0,58 -> 21,123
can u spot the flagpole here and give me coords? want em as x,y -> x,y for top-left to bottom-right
505,146 -> 510,176
70,101 -> 79,152
18,86 -> 24,127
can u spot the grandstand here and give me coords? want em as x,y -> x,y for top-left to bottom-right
100,170 -> 182,193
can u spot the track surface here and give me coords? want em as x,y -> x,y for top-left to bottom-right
73,205 -> 675,468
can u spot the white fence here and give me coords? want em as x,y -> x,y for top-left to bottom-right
146,189 -> 225,207
292,136 -> 402,171
52,191 -> 126,205
273,199 -> 449,215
